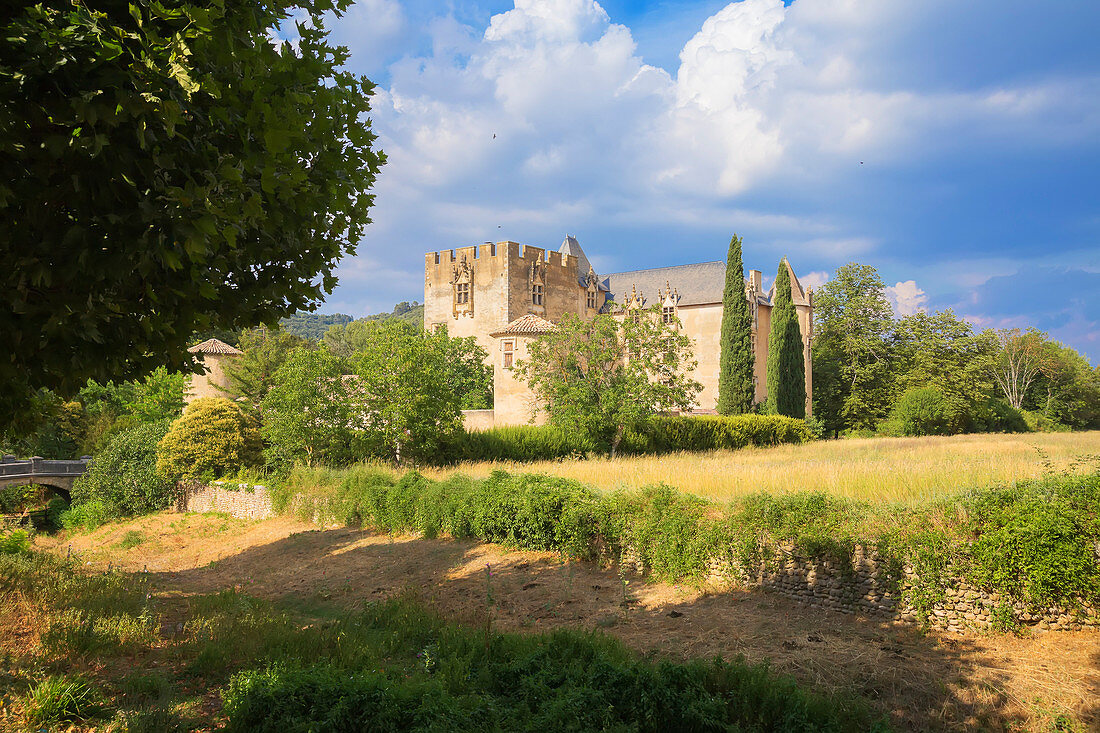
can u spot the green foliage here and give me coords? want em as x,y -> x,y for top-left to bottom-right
71,420 -> 173,522
24,675 -> 105,726
60,500 -> 114,531
0,483 -> 36,513
349,322 -> 487,463
450,425 -> 592,462
964,475 -> 1100,609
279,313 -> 354,341
718,234 -> 755,415
888,386 -> 952,436
451,415 -> 809,463
892,311 -> 997,433
157,398 -> 262,481
765,261 -> 806,418
260,347 -> 357,468
811,264 -> 896,434
0,0 -> 384,425
517,311 -> 702,456
0,528 -> 32,555
969,397 -> 1029,434
223,328 -> 311,409
623,414 -> 812,454
1022,410 -> 1071,433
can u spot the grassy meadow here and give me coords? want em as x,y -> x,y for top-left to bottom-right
425,431 -> 1100,504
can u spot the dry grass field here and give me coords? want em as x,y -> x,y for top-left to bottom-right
426,431 -> 1100,504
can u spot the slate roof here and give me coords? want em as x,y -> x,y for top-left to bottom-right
490,314 -> 559,337
602,261 -> 727,307
558,234 -> 594,285
187,338 -> 243,355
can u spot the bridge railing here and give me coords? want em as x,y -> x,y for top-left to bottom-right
0,456 -> 92,477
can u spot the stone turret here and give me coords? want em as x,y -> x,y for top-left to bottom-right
184,338 -> 243,407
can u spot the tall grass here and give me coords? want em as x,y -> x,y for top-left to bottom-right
426,432 -> 1100,504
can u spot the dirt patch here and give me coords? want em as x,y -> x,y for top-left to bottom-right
38,513 -> 1100,731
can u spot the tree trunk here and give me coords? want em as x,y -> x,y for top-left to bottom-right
610,425 -> 624,459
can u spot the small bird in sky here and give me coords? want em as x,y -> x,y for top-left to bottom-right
492,133 -> 496,139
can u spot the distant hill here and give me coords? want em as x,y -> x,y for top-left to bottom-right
279,302 -> 423,340
279,312 -> 354,340
362,301 -> 423,326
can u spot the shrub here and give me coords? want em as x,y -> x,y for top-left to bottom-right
60,499 -> 114,530
889,387 -> 952,436
1021,410 -> 1071,433
449,425 -> 592,463
0,528 -> 32,555
24,675 -> 105,726
970,398 -> 1029,434
157,398 -> 262,481
71,420 -> 173,521
452,415 -> 810,464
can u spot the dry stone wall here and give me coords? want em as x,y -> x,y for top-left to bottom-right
175,481 -> 274,520
175,483 -> 1097,633
700,544 -> 1099,633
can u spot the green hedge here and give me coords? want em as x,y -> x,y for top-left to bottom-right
450,414 -> 811,463
278,466 -> 1100,619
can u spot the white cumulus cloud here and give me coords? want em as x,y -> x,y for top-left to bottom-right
885,280 -> 929,316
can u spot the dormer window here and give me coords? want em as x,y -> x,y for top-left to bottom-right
532,283 -> 544,306
587,290 -> 597,309
662,305 -> 675,324
456,282 -> 470,304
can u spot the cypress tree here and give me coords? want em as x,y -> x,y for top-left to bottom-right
717,234 -> 755,414
766,259 -> 807,418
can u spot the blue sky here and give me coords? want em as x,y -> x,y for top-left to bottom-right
303,0 -> 1100,363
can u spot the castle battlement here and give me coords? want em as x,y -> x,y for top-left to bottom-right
425,241 -> 577,273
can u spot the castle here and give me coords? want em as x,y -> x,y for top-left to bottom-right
424,237 -> 813,427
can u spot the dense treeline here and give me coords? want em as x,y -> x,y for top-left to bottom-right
812,263 -> 1100,436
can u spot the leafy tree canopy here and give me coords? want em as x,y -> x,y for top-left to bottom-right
811,263 -> 895,434
0,0 -> 384,426
222,327 -> 311,410
516,310 -> 702,457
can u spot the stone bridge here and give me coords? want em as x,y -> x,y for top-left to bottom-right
0,455 -> 92,502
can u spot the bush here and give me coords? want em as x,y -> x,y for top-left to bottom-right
0,528 -> 32,555
157,398 -> 262,481
71,420 -> 173,522
451,414 -> 810,464
449,425 -> 592,463
888,387 -> 952,436
1021,410 -> 1071,433
970,398 -> 1029,434
625,414 -> 812,453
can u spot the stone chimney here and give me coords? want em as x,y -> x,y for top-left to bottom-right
748,270 -> 762,293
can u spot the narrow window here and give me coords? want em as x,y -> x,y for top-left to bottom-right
532,283 -> 544,306
662,305 -> 675,324
587,290 -> 597,309
502,340 -> 514,368
456,282 -> 470,304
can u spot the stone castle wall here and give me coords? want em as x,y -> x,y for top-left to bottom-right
423,241 -> 591,364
